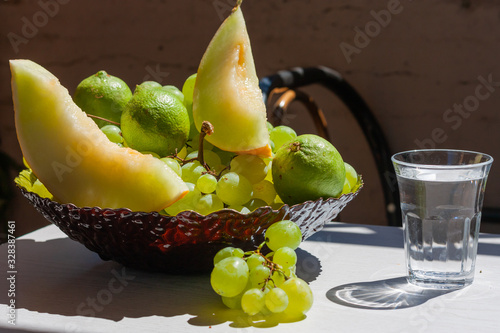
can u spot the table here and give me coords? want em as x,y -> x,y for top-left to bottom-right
1,222 -> 499,333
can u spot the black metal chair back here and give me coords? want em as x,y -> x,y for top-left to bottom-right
259,66 -> 401,227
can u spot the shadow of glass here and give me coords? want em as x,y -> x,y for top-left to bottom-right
326,277 -> 456,310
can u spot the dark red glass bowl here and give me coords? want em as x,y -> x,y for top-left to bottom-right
19,181 -> 362,274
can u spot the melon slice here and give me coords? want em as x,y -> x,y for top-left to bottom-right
192,4 -> 272,157
11,59 -> 188,212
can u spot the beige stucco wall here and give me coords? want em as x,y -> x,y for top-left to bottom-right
1,0 -> 499,235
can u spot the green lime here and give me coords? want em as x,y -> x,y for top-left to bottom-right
162,85 -> 184,103
73,70 -> 132,128
135,81 -> 162,92
272,134 -> 346,205
120,87 -> 190,157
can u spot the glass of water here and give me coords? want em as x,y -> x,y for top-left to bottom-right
392,149 -> 493,289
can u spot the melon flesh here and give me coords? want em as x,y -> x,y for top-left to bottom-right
193,5 -> 272,157
11,59 -> 188,212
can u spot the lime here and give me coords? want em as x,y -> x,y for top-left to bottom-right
272,134 -> 346,205
120,87 -> 190,157
162,85 -> 184,103
135,81 -> 162,92
73,70 -> 132,128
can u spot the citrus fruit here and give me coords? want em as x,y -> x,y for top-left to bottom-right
120,86 -> 190,157
73,70 -> 132,128
11,59 -> 188,211
135,81 -> 162,91
272,134 -> 346,205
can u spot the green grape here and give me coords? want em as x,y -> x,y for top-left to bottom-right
177,146 -> 188,159
266,121 -> 274,132
284,265 -> 297,278
340,178 -> 351,196
230,155 -> 268,184
269,126 -> 297,152
214,247 -> 245,265
211,257 -> 249,297
246,253 -> 266,271
162,85 -> 184,103
101,124 -> 123,144
164,182 -> 201,215
280,278 -> 313,318
181,73 -> 199,140
195,193 -> 224,215
265,287 -> 289,313
213,147 -> 236,166
216,172 -> 253,206
187,150 -> 221,170
160,157 -> 182,177
181,73 -> 196,108
196,173 -> 217,193
265,220 -> 302,251
252,180 -> 277,205
270,270 -> 286,287
344,162 -> 358,189
249,265 -> 271,288
222,294 -> 243,310
264,160 -> 273,182
137,81 -> 161,90
181,161 -> 205,183
241,288 -> 266,316
228,205 -> 251,214
273,247 -> 297,269
189,133 -> 214,151
244,198 -> 268,211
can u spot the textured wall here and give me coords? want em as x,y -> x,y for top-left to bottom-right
1,0 -> 499,235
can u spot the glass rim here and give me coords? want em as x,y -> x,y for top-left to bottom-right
391,149 -> 494,169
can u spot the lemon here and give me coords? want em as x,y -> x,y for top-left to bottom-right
73,70 -> 132,128
272,134 -> 346,205
120,86 -> 190,157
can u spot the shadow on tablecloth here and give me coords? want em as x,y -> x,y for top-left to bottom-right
0,237 -> 321,329
326,277 -> 457,310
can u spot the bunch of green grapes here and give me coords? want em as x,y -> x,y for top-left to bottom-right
210,220 -> 313,318
95,73 -> 359,217
161,146 -> 282,216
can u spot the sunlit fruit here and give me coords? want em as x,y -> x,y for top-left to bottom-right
11,59 -> 188,211
192,3 -> 272,157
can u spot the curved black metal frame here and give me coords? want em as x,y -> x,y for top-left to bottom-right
260,66 -> 401,227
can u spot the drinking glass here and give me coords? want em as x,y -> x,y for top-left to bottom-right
392,149 -> 493,289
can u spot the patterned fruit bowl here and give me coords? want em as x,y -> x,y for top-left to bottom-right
17,176 -> 362,274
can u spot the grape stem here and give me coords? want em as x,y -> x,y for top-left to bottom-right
198,121 -> 214,172
86,113 -> 120,126
244,241 -> 290,291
